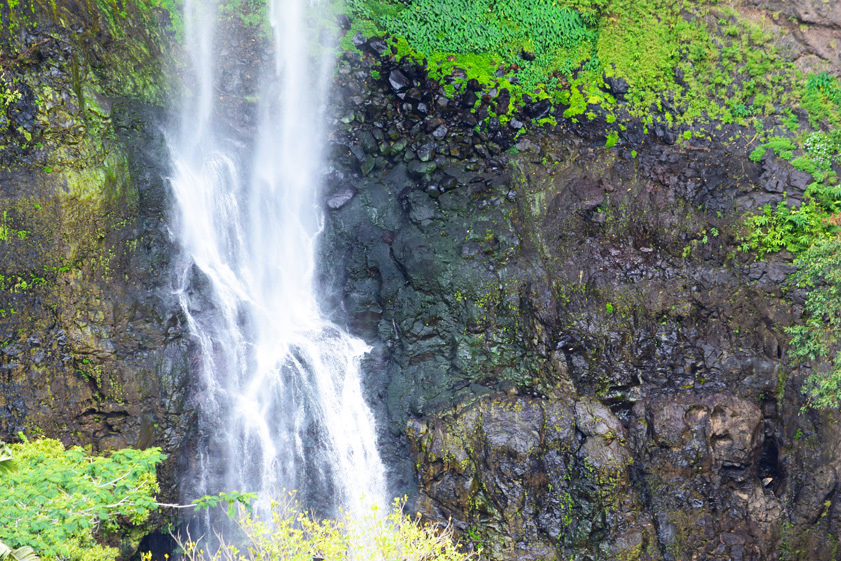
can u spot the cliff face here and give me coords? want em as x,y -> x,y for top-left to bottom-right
0,0 -> 190,498
2,0 -> 841,559
320,6 -> 841,558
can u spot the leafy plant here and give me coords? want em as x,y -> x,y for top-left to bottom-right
172,497 -> 475,561
0,444 -> 35,561
380,0 -> 597,90
193,491 -> 258,518
802,72 -> 841,127
0,78 -> 22,111
0,542 -> 39,561
0,437 -> 164,561
786,237 -> 841,409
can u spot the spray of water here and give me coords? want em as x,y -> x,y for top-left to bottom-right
168,0 -> 386,518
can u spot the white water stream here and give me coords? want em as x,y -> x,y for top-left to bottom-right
168,0 -> 386,517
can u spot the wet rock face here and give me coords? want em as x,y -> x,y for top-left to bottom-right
0,1 -> 189,499
408,394 -> 659,561
631,395 -> 780,561
406,389 -> 784,560
321,34 -> 841,561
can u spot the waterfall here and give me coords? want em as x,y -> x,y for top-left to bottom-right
168,0 -> 386,518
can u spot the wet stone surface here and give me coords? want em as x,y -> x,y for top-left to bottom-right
317,32 -> 841,561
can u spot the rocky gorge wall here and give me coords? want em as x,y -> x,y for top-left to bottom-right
2,1 -> 841,560
319,10 -> 841,559
0,0 -> 190,499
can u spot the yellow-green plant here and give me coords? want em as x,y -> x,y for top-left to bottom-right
0,73 -> 22,111
173,497 -> 475,561
0,442 -> 37,561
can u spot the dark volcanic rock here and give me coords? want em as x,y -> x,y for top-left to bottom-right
526,98 -> 552,120
365,37 -> 389,57
388,69 -> 411,92
321,39 -> 841,561
604,73 -> 630,97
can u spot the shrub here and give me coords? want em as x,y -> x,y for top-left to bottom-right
806,72 -> 841,106
802,72 -> 841,127
173,497 -> 475,561
791,156 -> 818,175
743,199 -> 834,257
0,438 -> 164,561
749,146 -> 766,162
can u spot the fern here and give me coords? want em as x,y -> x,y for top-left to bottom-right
381,0 -> 596,90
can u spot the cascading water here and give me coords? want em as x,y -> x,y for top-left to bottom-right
168,0 -> 386,518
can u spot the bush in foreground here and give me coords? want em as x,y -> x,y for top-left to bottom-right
0,437 -> 164,561
172,497 -> 475,561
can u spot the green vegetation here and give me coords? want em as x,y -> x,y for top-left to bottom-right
0,72 -> 22,113
343,0 -> 810,131
742,198 -> 836,258
0,437 -> 164,561
786,238 -> 841,409
749,137 -> 797,163
738,71 -> 841,408
381,0 -> 596,91
1,438 -> 466,561
173,497 -> 474,561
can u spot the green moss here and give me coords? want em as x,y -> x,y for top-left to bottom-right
596,1 -> 679,103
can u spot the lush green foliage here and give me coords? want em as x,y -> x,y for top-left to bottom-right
802,71 -> 841,127
786,238 -> 841,409
749,136 -> 797,162
743,200 -> 836,258
0,447 -> 39,561
0,438 -> 164,561
743,74 -> 841,255
173,498 -> 474,561
739,73 -> 841,408
380,0 -> 596,90
345,0 -> 813,131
